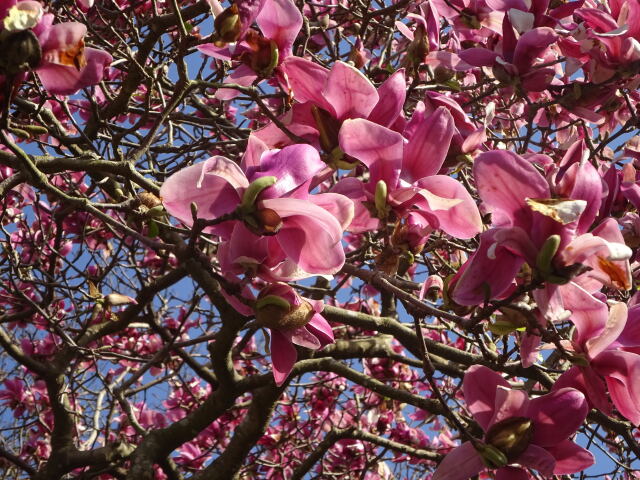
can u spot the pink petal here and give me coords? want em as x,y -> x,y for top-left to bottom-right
270,329 -> 297,385
250,144 -> 325,198
339,119 -> 404,187
283,57 -> 333,113
367,69 -> 406,127
215,64 -> 258,101
474,150 -> 549,229
516,444 -> 556,477
553,366 -> 612,415
451,229 -> 525,306
305,313 -> 334,346
513,27 -> 557,73
562,282 -> 609,347
545,440 -> 595,474
488,386 -> 529,427
412,175 -> 482,239
285,326 -> 321,349
323,61 -> 378,120
402,107 -> 454,182
262,198 -> 345,274
432,442 -> 485,480
527,388 -> 588,447
256,0 -> 302,57
586,302 -> 627,358
331,177 -> 378,233
160,157 -> 247,234
463,365 -> 510,430
495,467 -> 529,480
307,193 -> 355,231
555,160 -> 602,235
593,350 -> 640,425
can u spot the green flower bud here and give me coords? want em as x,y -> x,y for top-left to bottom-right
239,176 -> 277,213
374,180 -> 388,219
535,234 -> 561,277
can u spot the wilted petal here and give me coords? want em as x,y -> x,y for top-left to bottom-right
432,442 -> 485,480
37,47 -> 112,95
463,365 -> 510,430
270,329 -> 297,386
527,387 -> 588,446
323,61 -> 378,120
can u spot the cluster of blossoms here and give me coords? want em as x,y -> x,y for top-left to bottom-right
5,0 -> 640,478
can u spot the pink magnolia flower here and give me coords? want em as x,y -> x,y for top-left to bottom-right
554,285 -> 640,425
458,17 -> 559,92
160,142 -> 353,280
254,283 -> 334,386
255,58 -> 407,152
451,147 -> 631,314
198,0 -> 301,100
333,106 -> 482,239
433,365 -> 593,480
0,0 -> 112,96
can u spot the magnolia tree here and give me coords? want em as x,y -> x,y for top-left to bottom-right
1,0 -> 640,478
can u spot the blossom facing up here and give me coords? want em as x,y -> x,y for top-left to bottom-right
433,365 -> 594,480
254,283 -> 334,385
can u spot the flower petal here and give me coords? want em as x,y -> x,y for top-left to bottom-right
527,388 -> 588,447
545,440 -> 595,475
323,61 -> 378,120
270,328 -> 297,386
463,365 -> 510,430
432,442 -> 485,480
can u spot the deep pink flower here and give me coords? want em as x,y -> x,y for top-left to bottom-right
0,1 -> 112,96
554,285 -> 640,425
433,365 -> 593,479
160,143 -> 353,280
451,148 -> 631,313
333,106 -> 482,239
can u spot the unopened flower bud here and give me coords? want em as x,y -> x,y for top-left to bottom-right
535,234 -> 561,277
212,4 -> 241,46
476,442 -> 508,469
374,180 -> 388,219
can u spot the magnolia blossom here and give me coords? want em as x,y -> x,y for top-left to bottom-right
451,145 -> 632,318
554,285 -> 640,425
254,283 -> 334,385
333,106 -> 482,239
160,142 -> 354,280
433,365 -> 594,479
0,0 -> 112,96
